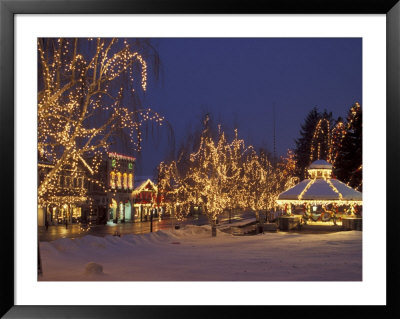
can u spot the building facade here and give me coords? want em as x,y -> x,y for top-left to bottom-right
105,152 -> 135,223
38,152 -> 170,226
132,178 -> 164,222
38,155 -> 93,226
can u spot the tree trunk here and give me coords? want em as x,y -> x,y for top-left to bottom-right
255,211 -> 260,234
211,216 -> 217,237
212,223 -> 217,237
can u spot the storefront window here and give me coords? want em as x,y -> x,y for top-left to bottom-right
123,173 -> 128,190
117,172 -> 122,189
128,174 -> 133,190
110,171 -> 116,189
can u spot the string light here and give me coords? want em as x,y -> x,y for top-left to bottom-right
276,161 -> 362,210
37,38 -> 164,224
157,124 -> 296,227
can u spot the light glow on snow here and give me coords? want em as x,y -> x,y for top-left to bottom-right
39,225 -> 362,282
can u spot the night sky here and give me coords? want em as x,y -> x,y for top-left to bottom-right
133,38 -> 362,177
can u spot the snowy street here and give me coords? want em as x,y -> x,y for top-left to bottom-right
39,225 -> 362,281
38,216 -> 208,242
38,211 -> 256,241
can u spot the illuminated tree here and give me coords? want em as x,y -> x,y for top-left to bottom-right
276,149 -> 298,191
37,38 -> 165,206
223,129 -> 248,221
294,107 -> 321,179
334,103 -> 362,190
295,108 -> 334,179
329,119 -> 346,166
242,151 -> 269,225
158,115 -> 297,236
158,118 -> 249,236
294,103 -> 362,191
242,148 -> 297,226
187,128 -> 236,235
309,118 -> 331,163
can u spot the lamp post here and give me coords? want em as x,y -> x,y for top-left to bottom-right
150,208 -> 153,232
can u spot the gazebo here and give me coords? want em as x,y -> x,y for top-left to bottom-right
276,160 -> 362,225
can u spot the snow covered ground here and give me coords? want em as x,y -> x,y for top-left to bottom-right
39,225 -> 362,281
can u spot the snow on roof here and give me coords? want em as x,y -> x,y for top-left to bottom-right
277,179 -> 312,200
308,160 -> 332,170
302,179 -> 338,200
135,175 -> 154,183
330,179 -> 362,201
277,177 -> 362,203
133,178 -> 157,193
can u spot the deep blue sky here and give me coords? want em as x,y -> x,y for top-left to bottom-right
134,38 -> 362,177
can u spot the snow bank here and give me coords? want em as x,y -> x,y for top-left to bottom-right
84,262 -> 104,275
39,225 -> 362,281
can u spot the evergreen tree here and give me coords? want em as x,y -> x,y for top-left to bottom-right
329,117 -> 346,166
334,103 -> 362,190
294,108 -> 320,179
294,108 -> 334,180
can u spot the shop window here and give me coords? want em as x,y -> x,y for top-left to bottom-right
110,171 -> 116,189
123,173 -> 128,190
128,174 -> 133,190
117,172 -> 122,189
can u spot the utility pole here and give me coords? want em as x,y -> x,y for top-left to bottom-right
273,104 -> 277,167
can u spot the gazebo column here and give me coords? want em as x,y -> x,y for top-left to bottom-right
287,204 -> 292,216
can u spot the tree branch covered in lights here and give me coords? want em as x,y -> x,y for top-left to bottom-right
294,104 -> 362,189
38,38 -> 166,206
334,103 -> 362,190
158,115 -> 297,235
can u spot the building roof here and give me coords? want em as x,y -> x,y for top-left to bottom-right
308,160 -> 332,169
276,160 -> 362,205
108,152 -> 136,162
77,155 -> 94,175
133,178 -> 158,194
277,178 -> 362,205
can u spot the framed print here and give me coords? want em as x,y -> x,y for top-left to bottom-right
1,0 -> 399,318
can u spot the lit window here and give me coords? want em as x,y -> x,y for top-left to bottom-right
123,173 -> 128,190
110,172 -> 116,189
128,174 -> 133,190
117,172 -> 122,189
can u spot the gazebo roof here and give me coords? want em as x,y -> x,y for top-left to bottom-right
276,160 -> 362,206
308,159 -> 332,170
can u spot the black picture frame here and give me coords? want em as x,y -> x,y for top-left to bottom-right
1,0 -> 399,318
